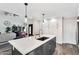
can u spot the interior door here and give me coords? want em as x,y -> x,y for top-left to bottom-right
28,24 -> 33,36
63,19 -> 77,44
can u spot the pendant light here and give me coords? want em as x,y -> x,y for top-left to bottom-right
24,3 -> 28,23
42,13 -> 45,24
24,3 -> 28,32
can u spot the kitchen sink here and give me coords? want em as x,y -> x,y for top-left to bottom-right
37,37 -> 49,41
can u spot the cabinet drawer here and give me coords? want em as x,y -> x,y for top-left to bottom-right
43,38 -> 56,55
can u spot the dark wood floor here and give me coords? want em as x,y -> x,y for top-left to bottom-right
54,43 -> 79,55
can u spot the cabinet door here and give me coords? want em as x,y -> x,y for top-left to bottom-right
34,46 -> 43,55
43,38 -> 56,55
48,38 -> 56,54
63,19 -> 77,44
43,42 -> 49,55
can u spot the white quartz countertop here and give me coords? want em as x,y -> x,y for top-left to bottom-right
9,35 -> 55,55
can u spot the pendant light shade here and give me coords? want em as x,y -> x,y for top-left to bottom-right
24,3 -> 28,23
24,3 -> 28,6
42,13 -> 45,23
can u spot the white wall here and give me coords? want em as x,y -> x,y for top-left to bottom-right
49,19 -> 57,35
27,17 -> 41,35
33,20 -> 40,35
0,10 -> 24,33
42,18 -> 57,35
30,17 -> 57,35
56,17 -> 63,44
0,3 -> 25,33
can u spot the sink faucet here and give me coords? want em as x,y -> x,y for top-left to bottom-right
39,34 -> 40,37
34,34 -> 40,39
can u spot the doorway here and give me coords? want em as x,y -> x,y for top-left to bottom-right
28,24 -> 33,36
77,22 -> 79,44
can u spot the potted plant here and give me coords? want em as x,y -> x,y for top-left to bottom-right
5,27 -> 11,33
12,25 -> 17,32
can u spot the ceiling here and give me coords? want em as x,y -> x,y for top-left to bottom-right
27,3 -> 79,19
0,3 -> 79,21
0,3 -> 25,19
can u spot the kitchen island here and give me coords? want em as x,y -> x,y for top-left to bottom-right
9,35 -> 56,55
